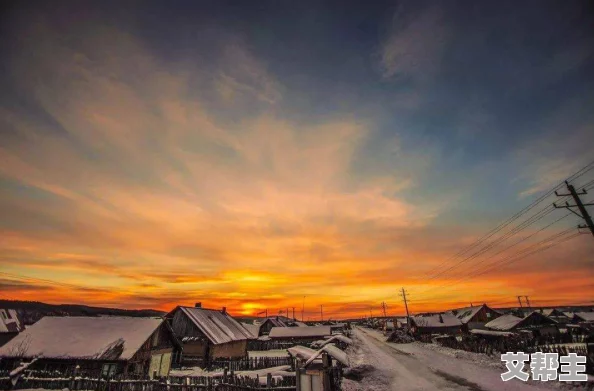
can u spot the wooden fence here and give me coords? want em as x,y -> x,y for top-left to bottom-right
1,372 -> 297,391
207,357 -> 293,372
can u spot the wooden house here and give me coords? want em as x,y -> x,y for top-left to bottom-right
165,304 -> 253,367
0,316 -> 179,378
409,314 -> 462,335
0,309 -> 23,347
259,317 -> 288,335
447,304 -> 501,331
485,311 -> 558,336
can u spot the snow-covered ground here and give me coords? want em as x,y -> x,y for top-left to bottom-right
343,327 -> 590,391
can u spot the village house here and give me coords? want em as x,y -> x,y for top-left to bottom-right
258,317 -> 288,335
484,311 -> 558,337
0,309 -> 23,347
0,316 -> 179,378
165,304 -> 254,367
409,314 -> 463,335
268,326 -> 332,344
540,309 -> 571,325
447,304 -> 501,331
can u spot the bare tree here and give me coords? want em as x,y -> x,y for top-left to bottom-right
8,335 -> 31,358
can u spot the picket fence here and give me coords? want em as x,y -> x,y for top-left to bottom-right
206,357 -> 293,372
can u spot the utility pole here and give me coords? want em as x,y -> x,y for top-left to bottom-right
554,181 -> 594,237
399,288 -> 410,327
524,296 -> 532,311
381,302 -> 387,317
302,296 -> 305,322
320,305 -> 323,322
517,296 -> 524,309
370,307 -> 373,318
292,307 -> 295,320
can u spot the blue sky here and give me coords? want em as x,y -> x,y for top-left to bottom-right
0,0 -> 593,315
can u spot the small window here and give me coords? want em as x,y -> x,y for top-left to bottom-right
101,363 -> 117,378
486,313 -> 492,318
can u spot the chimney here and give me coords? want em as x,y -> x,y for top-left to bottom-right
439,314 -> 444,323
222,307 -> 227,314
195,302 -> 202,308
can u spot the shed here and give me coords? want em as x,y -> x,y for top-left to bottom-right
0,316 -> 178,378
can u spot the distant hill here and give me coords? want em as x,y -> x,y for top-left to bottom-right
0,300 -> 166,326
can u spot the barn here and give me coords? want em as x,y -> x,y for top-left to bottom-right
0,316 -> 179,378
165,304 -> 253,367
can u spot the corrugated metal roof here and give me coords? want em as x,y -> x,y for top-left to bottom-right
0,316 -> 163,360
180,307 -> 253,344
269,326 -> 331,338
448,305 -> 484,324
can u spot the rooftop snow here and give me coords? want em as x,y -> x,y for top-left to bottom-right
411,314 -> 462,328
179,307 -> 253,344
484,314 -> 523,331
269,326 -> 331,338
448,305 -> 484,324
0,316 -> 163,360
574,312 -> 594,322
470,329 -> 514,337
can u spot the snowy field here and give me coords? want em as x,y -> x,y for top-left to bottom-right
342,327 -> 591,391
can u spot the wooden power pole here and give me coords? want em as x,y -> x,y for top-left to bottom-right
554,181 -> 594,237
400,288 -> 410,326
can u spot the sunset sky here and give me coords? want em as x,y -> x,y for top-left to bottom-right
1,0 -> 593,319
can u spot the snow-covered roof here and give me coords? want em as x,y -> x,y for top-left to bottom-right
178,307 -> 253,344
470,329 -> 514,337
269,326 -> 331,338
241,323 -> 260,338
573,312 -> 594,322
411,314 -> 462,328
311,335 -> 353,348
287,345 -> 317,361
0,316 -> 163,360
0,309 -> 22,333
448,305 -> 484,324
304,344 -> 349,368
292,321 -> 308,327
484,314 -> 523,331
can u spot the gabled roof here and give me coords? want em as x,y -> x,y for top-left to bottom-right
485,314 -> 523,331
411,313 -> 462,328
240,323 -> 260,338
0,309 -> 22,333
0,316 -> 163,360
176,307 -> 253,345
541,309 -> 567,317
485,311 -> 556,331
573,312 -> 594,322
269,326 -> 331,338
448,305 -> 485,324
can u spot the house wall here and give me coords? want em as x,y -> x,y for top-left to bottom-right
210,340 -> 247,359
